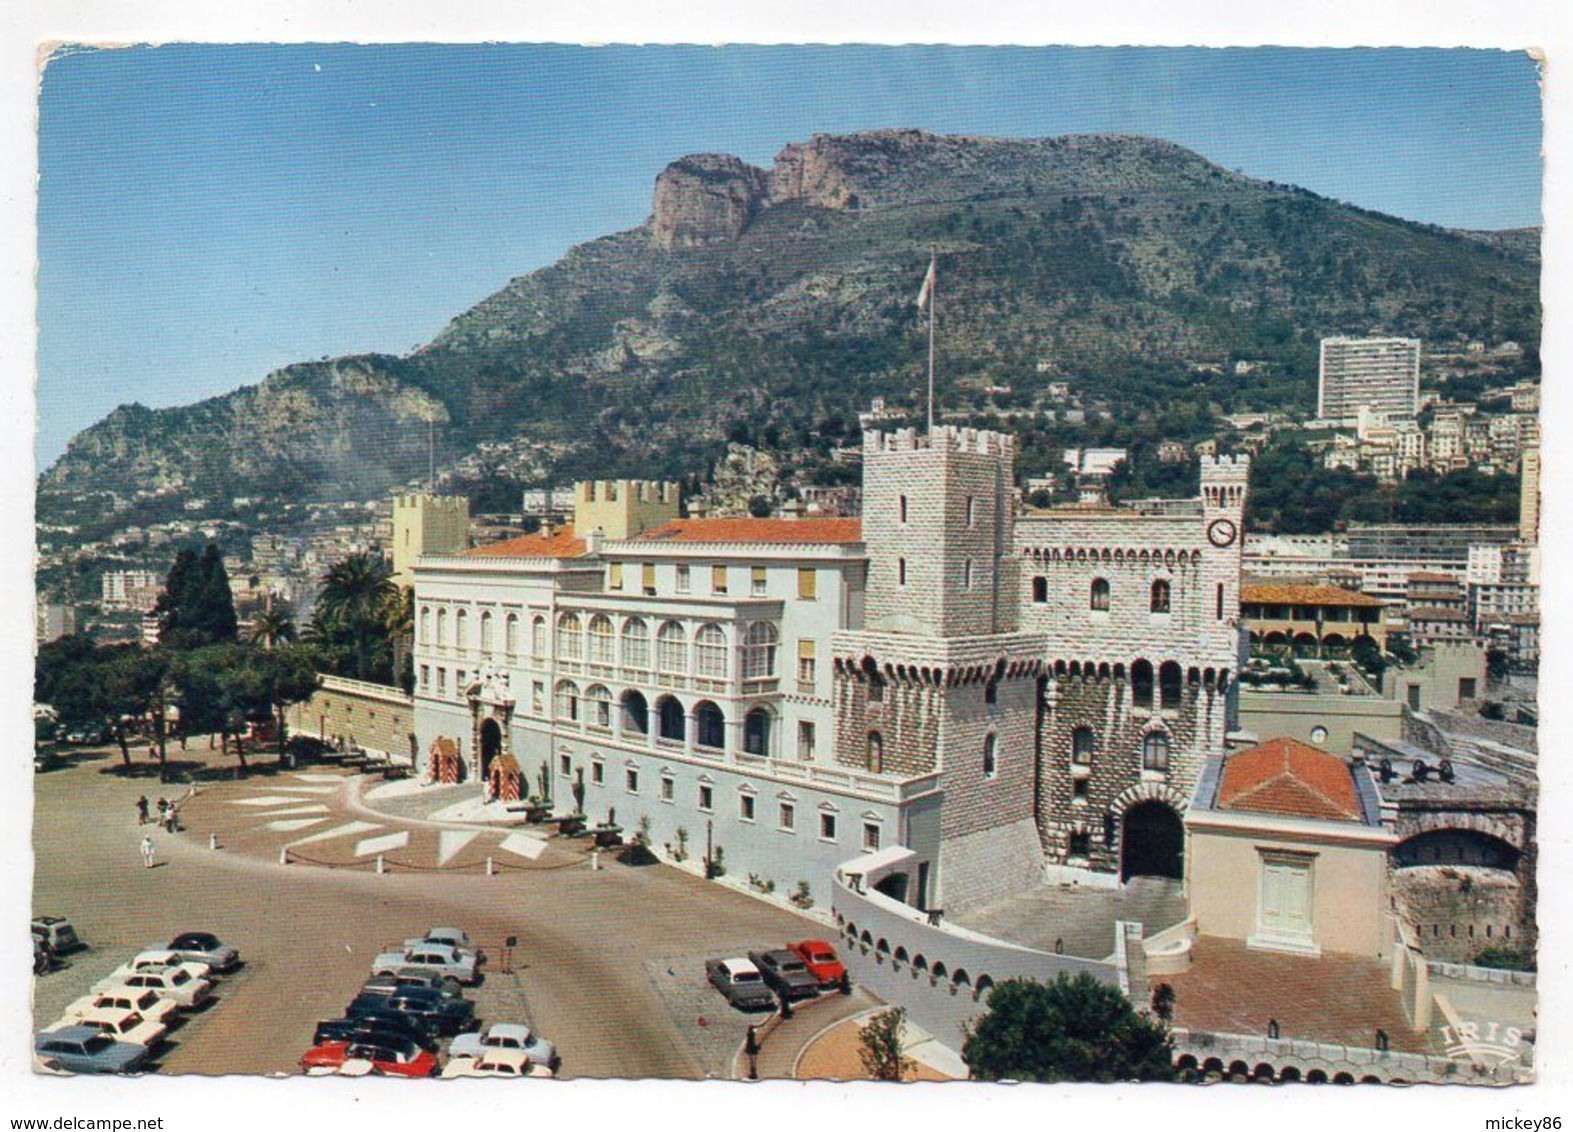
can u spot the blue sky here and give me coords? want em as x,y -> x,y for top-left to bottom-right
36,44 -> 1543,466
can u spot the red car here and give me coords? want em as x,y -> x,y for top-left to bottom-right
788,940 -> 846,988
301,1038 -> 438,1079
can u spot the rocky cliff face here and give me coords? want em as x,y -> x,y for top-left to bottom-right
650,154 -> 768,248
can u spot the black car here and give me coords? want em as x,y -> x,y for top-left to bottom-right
747,949 -> 821,1002
348,988 -> 474,1036
315,1014 -> 439,1053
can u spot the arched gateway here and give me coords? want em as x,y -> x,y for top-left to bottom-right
1121,800 -> 1185,881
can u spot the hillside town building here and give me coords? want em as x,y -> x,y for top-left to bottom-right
1317,336 -> 1422,426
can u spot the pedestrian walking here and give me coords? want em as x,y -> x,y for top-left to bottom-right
135,796 -> 149,825
140,835 -> 155,868
156,797 -> 169,829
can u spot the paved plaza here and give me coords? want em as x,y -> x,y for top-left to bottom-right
31,744 -> 849,1079
950,875 -> 1189,960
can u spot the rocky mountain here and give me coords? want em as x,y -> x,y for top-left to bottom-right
41,128 -> 1540,524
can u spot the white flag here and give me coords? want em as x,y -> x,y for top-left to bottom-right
916,256 -> 935,310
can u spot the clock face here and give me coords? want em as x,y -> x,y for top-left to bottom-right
1207,518 -> 1238,548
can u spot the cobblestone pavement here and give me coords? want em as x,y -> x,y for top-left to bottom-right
1162,936 -> 1434,1054
950,875 -> 1188,959
31,746 -> 823,1079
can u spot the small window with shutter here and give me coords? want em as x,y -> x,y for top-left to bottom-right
609,562 -> 623,590
712,565 -> 728,594
798,567 -> 817,600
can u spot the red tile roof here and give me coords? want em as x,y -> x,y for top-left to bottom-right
462,526 -> 589,559
1407,571 -> 1459,584
1217,737 -> 1363,822
632,518 -> 862,545
1242,582 -> 1386,608
1407,606 -> 1470,623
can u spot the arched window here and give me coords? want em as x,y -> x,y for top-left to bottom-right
554,680 -> 581,723
742,622 -> 779,680
419,606 -> 431,644
694,624 -> 728,678
621,690 -> 649,736
1143,731 -> 1171,772
1032,577 -> 1048,603
1159,661 -> 1183,709
657,696 -> 685,742
455,608 -> 469,649
1090,578 -> 1111,612
694,701 -> 726,750
744,708 -> 772,756
1072,727 -> 1095,765
587,615 -> 615,665
621,617 -> 650,670
585,684 -> 613,730
656,621 -> 687,674
867,731 -> 884,774
479,611 -> 493,654
436,607 -> 448,646
504,613 -> 518,655
982,733 -> 997,778
1131,659 -> 1155,708
531,616 -> 546,659
556,613 -> 582,660
1150,579 -> 1171,614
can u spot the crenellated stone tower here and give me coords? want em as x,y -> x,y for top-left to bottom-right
833,427 -> 1048,913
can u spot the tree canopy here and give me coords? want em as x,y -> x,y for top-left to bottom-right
154,543 -> 239,648
962,974 -> 1175,1083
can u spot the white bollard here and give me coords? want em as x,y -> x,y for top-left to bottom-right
279,848 -> 290,865
486,857 -> 495,877
376,854 -> 386,875
209,833 -> 218,850
591,848 -> 601,872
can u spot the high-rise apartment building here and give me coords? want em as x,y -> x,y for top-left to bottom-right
1317,336 -> 1421,426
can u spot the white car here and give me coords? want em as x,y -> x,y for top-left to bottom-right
52,1005 -> 167,1050
450,1023 -> 556,1068
401,928 -> 483,958
439,1048 -> 554,1079
101,950 -> 212,985
64,987 -> 181,1029
370,944 -> 481,986
94,965 -> 213,1010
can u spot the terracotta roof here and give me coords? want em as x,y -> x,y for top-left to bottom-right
1407,606 -> 1471,622
462,526 -> 589,559
1407,571 -> 1459,584
1242,582 -> 1385,608
1217,737 -> 1363,822
631,518 -> 862,545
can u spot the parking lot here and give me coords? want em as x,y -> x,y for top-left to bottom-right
32,745 -> 839,1078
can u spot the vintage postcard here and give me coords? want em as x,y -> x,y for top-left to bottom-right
20,30 -> 1551,1124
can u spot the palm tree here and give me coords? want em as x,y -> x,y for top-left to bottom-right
249,606 -> 297,651
315,553 -> 398,682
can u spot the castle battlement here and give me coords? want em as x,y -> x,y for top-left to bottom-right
573,479 -> 681,506
1199,454 -> 1251,477
394,493 -> 468,512
864,425 -> 1016,458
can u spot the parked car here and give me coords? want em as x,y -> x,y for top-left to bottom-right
33,1025 -> 149,1075
101,950 -> 212,985
440,1048 -> 554,1079
346,988 -> 473,1035
704,957 -> 777,1012
164,932 -> 241,973
301,1037 -> 438,1079
32,915 -> 83,955
361,967 -> 465,999
747,949 -> 820,1002
313,1015 -> 439,1054
370,943 -> 481,986
54,1005 -> 167,1050
449,1022 -> 557,1069
65,987 -> 180,1029
400,928 -> 483,958
94,965 -> 213,1010
787,940 -> 847,989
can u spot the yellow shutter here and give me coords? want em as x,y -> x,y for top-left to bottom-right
751,566 -> 766,586
798,639 -> 816,660
641,563 -> 655,591
712,564 -> 728,593
797,567 -> 817,600
609,562 -> 623,589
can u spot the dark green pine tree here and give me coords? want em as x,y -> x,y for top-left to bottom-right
194,544 -> 239,643
153,543 -> 238,649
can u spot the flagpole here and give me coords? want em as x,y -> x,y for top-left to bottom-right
926,250 -> 936,434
